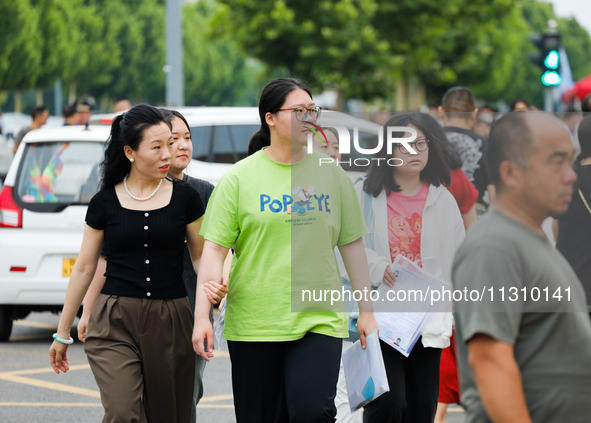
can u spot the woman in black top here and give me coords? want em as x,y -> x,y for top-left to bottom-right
49,104 -> 205,423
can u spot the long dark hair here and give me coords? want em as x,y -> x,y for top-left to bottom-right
247,77 -> 312,155
169,109 -> 191,138
364,113 -> 451,197
414,112 -> 463,170
101,104 -> 171,189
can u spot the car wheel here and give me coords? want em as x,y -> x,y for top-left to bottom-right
0,306 -> 13,342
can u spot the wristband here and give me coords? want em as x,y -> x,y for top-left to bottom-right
52,333 -> 74,345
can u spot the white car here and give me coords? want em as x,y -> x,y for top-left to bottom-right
0,108 -> 380,341
0,125 -> 109,340
0,134 -> 12,182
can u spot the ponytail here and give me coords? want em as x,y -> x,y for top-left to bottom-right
101,114 -> 129,189
248,129 -> 271,155
100,105 -> 169,189
248,78 -> 312,156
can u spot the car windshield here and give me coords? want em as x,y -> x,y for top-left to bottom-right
191,125 -> 258,164
15,141 -> 104,211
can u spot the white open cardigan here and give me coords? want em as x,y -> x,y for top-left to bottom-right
354,180 -> 465,349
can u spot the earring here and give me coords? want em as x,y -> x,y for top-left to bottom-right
129,158 -> 134,163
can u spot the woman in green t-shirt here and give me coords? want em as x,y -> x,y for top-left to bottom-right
192,78 -> 378,422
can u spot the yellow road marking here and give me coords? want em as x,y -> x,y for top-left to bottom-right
0,363 -> 90,377
0,364 -> 99,399
200,394 -> 233,403
9,335 -> 50,341
0,402 -> 235,409
0,374 -> 101,398
198,404 -> 234,409
0,402 -> 101,407
0,364 -> 233,407
448,406 -> 465,413
14,320 -> 57,330
0,347 -> 48,356
212,350 -> 230,358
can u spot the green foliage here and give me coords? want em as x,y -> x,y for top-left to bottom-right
215,0 -> 395,100
0,0 -> 42,90
2,0 -> 591,111
27,0 -> 73,90
1,0 -> 262,109
558,18 -> 591,82
183,0 -> 265,106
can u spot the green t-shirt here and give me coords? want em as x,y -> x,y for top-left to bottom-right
201,149 -> 366,341
453,210 -> 591,423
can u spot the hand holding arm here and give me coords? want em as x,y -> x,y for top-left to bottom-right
203,249 -> 232,304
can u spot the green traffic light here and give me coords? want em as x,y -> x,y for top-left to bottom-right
544,50 -> 560,69
541,70 -> 561,86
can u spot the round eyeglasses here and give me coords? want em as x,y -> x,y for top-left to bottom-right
398,138 -> 429,154
277,106 -> 322,122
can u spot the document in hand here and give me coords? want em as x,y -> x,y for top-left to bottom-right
214,299 -> 227,351
342,331 -> 390,412
374,255 -> 448,357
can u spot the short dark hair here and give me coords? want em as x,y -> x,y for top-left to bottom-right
414,112 -> 463,170
487,112 -> 532,189
62,103 -> 76,118
441,87 -> 476,118
31,105 -> 48,119
101,104 -> 171,189
582,94 -> 591,113
248,78 -> 312,156
577,114 -> 591,161
364,113 -> 450,197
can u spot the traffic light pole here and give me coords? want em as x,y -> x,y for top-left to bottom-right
530,21 -> 561,111
544,87 -> 553,112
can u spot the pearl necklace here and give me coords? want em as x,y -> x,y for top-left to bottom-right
123,174 -> 163,201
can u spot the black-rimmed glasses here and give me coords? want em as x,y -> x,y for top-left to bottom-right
398,138 -> 429,154
277,106 -> 322,122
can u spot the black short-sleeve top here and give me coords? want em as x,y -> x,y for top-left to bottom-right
85,180 -> 204,299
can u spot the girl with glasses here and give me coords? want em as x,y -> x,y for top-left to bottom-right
193,77 -> 378,422
358,113 -> 465,423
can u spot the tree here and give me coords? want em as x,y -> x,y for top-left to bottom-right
29,0 -> 72,91
87,0 -> 165,105
0,0 -> 42,92
214,0 -> 395,100
557,17 -> 591,82
183,0 -> 265,106
56,0 -> 121,102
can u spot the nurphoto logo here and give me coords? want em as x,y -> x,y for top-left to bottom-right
305,121 -> 418,167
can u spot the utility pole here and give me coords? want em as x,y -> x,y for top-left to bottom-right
529,20 -> 561,112
165,0 -> 184,107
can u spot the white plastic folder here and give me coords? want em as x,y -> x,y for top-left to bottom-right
342,331 -> 389,412
213,299 -> 227,351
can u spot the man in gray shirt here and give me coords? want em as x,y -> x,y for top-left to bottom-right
452,111 -> 591,422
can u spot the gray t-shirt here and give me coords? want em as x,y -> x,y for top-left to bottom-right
452,209 -> 591,423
